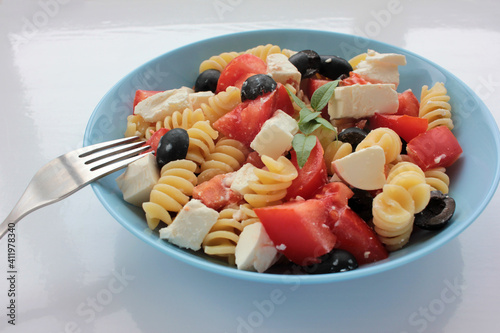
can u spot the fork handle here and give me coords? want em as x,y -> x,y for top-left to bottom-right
0,189 -> 48,240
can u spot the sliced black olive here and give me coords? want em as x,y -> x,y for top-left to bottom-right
337,127 -> 368,150
348,188 -> 374,222
241,74 -> 277,101
319,55 -> 353,80
288,50 -> 321,78
304,249 -> 358,274
194,69 -> 220,93
156,128 -> 190,169
414,191 -> 456,230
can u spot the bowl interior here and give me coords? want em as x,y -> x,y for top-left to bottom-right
83,29 -> 500,284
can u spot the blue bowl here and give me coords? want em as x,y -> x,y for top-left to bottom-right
83,29 -> 500,284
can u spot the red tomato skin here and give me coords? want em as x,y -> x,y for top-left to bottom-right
192,174 -> 242,211
216,54 -> 267,93
314,182 -> 354,208
143,128 -> 169,154
340,72 -> 369,86
303,78 -> 331,119
369,113 -> 428,142
255,199 -> 337,266
133,90 -> 162,110
328,206 -> 388,265
396,89 -> 420,117
285,138 -> 329,201
245,151 -> 265,169
274,83 -> 295,116
213,90 -> 276,146
407,126 -> 463,170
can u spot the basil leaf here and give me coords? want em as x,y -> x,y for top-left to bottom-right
315,116 -> 336,131
292,134 -> 317,168
310,80 -> 339,112
285,86 -> 308,110
301,111 -> 322,124
299,121 -> 322,135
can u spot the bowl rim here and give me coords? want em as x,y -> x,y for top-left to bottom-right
83,28 -> 500,284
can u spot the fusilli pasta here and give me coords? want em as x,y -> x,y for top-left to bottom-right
198,137 -> 249,184
324,140 -> 352,175
164,107 -> 206,130
202,207 -> 243,265
425,167 -> 450,194
244,155 -> 298,208
142,159 -> 198,230
200,86 -> 241,124
356,127 -> 401,164
199,51 -> 241,73
186,120 -> 219,171
419,82 -> 454,130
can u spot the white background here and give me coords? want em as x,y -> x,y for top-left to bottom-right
1,0 -> 500,332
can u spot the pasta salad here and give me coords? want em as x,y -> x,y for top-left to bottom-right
116,44 -> 462,274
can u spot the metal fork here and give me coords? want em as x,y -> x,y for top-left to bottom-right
0,136 -> 151,239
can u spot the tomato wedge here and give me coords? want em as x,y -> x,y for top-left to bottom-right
407,125 -> 463,170
216,54 -> 267,93
395,89 -> 419,117
255,199 -> 336,266
369,113 -> 428,142
285,138 -> 328,201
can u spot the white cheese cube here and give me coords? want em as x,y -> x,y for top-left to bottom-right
250,110 -> 299,159
189,91 -> 214,110
331,145 -> 386,190
230,163 -> 260,196
266,53 -> 302,90
235,222 -> 278,273
134,87 -> 193,122
159,199 -> 218,251
353,49 -> 406,87
115,154 -> 159,207
328,83 -> 398,119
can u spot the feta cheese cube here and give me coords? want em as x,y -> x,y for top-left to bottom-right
115,154 -> 160,207
328,83 -> 398,119
134,87 -> 193,122
230,163 -> 260,196
159,199 -> 219,251
235,222 -> 278,273
250,110 -> 299,159
189,91 -> 214,110
353,49 -> 406,87
266,53 -> 302,90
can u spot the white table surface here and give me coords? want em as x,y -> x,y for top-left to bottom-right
1,0 -> 500,332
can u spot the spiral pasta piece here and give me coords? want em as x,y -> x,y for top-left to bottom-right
202,207 -> 243,265
235,204 -> 260,228
244,156 -> 298,208
185,120 -> 219,170
425,167 -> 450,194
245,44 -> 287,62
324,140 -> 353,175
124,114 -> 154,140
356,127 -> 402,164
198,137 -> 249,184
419,82 -> 454,130
386,162 -> 430,214
372,184 -> 415,251
142,160 -> 198,230
199,51 -> 241,73
200,87 -> 241,124
164,107 -> 206,130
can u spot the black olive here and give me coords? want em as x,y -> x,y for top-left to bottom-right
288,50 -> 321,78
241,74 -> 277,101
194,69 -> 220,93
304,249 -> 358,274
348,189 -> 374,222
319,55 -> 353,80
156,128 -> 190,169
337,127 -> 368,150
414,191 -> 456,230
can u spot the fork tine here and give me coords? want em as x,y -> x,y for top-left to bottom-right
90,150 -> 153,180
90,145 -> 151,171
78,136 -> 141,157
82,140 -> 146,165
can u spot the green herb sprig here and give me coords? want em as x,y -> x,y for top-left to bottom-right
287,80 -> 339,168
